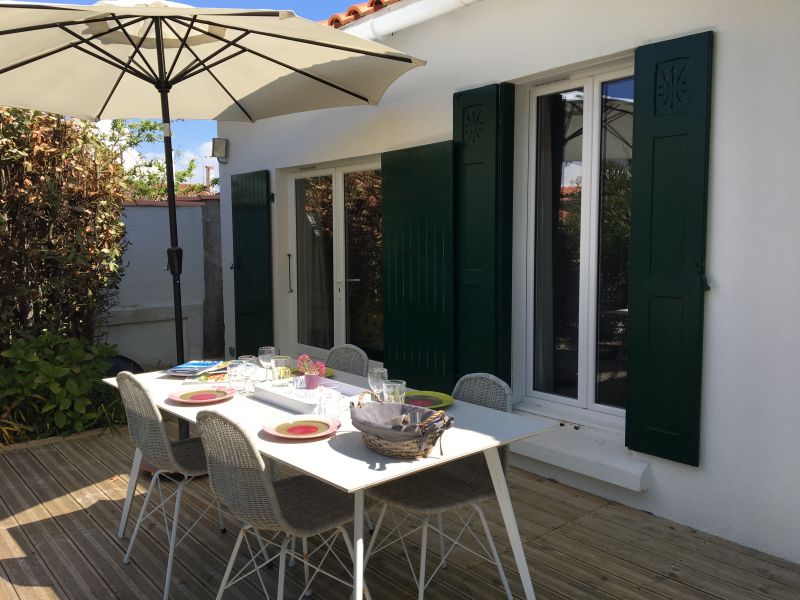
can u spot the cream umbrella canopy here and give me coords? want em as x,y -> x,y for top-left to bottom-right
0,1 -> 423,403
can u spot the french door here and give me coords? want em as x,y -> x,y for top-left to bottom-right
289,162 -> 383,361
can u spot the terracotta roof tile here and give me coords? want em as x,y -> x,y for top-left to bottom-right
324,0 -> 401,29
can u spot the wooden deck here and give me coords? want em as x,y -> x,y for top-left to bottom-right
0,428 -> 798,600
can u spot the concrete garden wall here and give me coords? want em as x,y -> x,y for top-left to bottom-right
105,200 -> 212,368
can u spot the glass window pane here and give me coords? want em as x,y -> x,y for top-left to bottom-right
596,77 -> 634,409
295,176 -> 333,349
344,169 -> 383,361
533,89 -> 583,399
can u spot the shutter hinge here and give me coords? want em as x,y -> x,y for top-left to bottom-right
697,261 -> 711,291
269,193 -> 275,203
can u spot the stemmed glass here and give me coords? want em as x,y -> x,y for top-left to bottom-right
367,367 -> 388,401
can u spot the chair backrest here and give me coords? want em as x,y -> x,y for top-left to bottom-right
452,373 -> 512,412
196,411 -> 288,531
116,371 -> 177,472
325,344 -> 369,377
452,373 -> 513,468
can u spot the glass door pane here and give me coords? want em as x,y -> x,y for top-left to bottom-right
533,89 -> 584,399
344,169 -> 383,360
595,77 -> 634,409
295,175 -> 334,350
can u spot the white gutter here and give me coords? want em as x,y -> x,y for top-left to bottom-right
343,0 -> 483,41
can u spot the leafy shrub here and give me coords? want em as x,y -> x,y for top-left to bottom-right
0,107 -> 127,344
0,332 -> 123,445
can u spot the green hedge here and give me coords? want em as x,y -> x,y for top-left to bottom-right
0,332 -> 124,445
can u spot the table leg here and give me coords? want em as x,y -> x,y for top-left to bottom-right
117,447 -> 142,539
484,447 -> 536,600
353,490 -> 364,600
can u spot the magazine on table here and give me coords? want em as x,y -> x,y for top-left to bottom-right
167,360 -> 228,378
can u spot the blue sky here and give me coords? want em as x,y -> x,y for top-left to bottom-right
26,0 -> 349,182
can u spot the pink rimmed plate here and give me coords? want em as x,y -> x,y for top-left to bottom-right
262,416 -> 341,440
167,386 -> 236,405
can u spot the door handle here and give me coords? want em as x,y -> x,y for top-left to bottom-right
287,253 -> 294,293
345,278 -> 361,283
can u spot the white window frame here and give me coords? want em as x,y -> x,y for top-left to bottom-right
287,160 -> 381,360
518,63 -> 633,431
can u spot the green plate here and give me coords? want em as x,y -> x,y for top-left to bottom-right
290,367 -> 335,377
404,391 -> 454,410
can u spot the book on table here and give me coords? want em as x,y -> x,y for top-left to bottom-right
167,360 -> 224,377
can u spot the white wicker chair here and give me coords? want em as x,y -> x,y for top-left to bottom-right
196,410 -> 370,600
365,373 -> 514,600
116,372 -> 225,600
325,344 -> 369,377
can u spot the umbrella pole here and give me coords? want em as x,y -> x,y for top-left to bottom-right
160,87 -> 190,440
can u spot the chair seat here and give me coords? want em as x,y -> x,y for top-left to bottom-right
168,437 -> 209,476
367,454 -> 494,514
270,476 -> 354,537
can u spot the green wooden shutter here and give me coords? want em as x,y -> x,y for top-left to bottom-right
626,32 -> 713,466
382,142 -> 454,391
453,83 -> 515,383
231,170 -> 273,356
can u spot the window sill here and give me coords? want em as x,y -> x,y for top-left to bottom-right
510,413 -> 652,492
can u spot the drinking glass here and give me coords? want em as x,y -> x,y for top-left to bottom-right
272,356 -> 292,383
258,346 -> 277,369
367,367 -> 388,401
382,379 -> 406,404
227,360 -> 246,392
317,386 -> 342,417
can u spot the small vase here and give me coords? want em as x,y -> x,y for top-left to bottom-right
305,374 -> 321,390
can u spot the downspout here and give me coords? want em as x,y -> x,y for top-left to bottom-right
343,0 -> 483,41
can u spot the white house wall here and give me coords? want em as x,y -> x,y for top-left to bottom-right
106,205 -> 204,367
218,0 -> 800,562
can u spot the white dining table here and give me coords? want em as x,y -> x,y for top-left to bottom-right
105,370 -> 554,600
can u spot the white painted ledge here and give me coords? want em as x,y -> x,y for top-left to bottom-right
510,418 -> 652,492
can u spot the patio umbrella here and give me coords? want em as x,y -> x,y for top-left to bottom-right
0,0 -> 423,377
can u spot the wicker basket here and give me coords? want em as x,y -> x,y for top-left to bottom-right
350,392 -> 454,459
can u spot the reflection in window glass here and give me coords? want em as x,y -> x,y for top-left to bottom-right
596,77 -> 634,409
295,176 -> 333,349
344,170 -> 383,360
533,89 -> 584,399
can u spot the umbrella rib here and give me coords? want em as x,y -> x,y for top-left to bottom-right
0,15 -> 123,37
171,16 -> 370,104
162,18 -> 253,122
169,27 -> 250,83
179,15 -> 414,64
165,15 -> 197,81
172,48 -> 247,85
0,15 -> 149,78
0,3 -> 79,9
111,15 -> 159,82
96,19 -> 156,119
71,43 -> 153,86
57,23 -> 155,84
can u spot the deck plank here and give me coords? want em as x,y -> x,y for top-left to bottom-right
594,504 -> 800,589
0,453 -> 115,599
6,448 -> 161,600
1,429 -> 799,600
0,495 -> 55,600
574,512 -> 798,600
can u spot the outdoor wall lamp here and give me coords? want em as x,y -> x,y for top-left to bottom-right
211,137 -> 229,163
